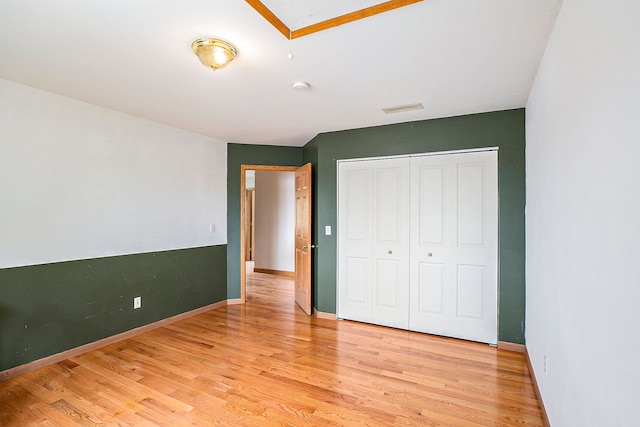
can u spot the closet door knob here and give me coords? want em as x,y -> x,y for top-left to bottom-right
427,252 -> 433,257
388,250 -> 393,254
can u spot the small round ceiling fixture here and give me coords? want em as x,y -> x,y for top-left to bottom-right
292,81 -> 310,91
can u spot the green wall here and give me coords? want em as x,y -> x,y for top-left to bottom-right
303,109 -> 526,343
226,144 -> 304,298
0,245 -> 227,371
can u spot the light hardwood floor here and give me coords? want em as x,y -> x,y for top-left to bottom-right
0,265 -> 544,426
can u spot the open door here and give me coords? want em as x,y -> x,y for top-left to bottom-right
240,164 -> 298,304
294,163 -> 313,315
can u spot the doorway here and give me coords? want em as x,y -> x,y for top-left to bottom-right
240,165 -> 298,304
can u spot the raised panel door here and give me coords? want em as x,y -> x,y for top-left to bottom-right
338,162 -> 373,322
410,151 -> 498,344
371,159 -> 410,329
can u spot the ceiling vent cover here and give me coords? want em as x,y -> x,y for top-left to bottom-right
382,103 -> 424,114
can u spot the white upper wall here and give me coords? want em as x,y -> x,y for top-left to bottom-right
254,170 -> 295,272
525,0 -> 640,425
0,79 -> 227,269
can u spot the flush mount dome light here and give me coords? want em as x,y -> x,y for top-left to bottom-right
191,38 -> 237,71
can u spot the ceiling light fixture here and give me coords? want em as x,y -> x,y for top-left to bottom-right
292,81 -> 310,91
191,38 -> 237,71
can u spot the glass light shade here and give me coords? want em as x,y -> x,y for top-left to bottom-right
191,38 -> 237,71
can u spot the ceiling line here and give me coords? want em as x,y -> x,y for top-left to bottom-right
245,0 -> 424,40
245,0 -> 290,38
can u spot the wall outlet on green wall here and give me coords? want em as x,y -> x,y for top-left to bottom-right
133,296 -> 141,309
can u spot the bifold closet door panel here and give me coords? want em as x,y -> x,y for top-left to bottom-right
338,162 -> 373,323
408,160 -> 453,336
371,158 -> 410,330
450,153 -> 498,344
409,151 -> 498,345
338,158 -> 410,329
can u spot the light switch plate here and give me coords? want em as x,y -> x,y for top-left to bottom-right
325,225 -> 332,236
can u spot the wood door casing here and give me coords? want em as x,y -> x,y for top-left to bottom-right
244,189 -> 255,261
240,165 -> 298,304
294,163 -> 313,315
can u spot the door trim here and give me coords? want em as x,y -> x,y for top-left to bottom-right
336,147 -> 499,165
240,164 -> 298,303
294,163 -> 313,315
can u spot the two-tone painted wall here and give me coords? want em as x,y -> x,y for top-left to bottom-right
0,79 -> 228,371
227,109 -> 526,344
1,77 -> 526,373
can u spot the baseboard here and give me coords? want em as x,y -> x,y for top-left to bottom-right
0,299 -> 231,382
226,298 -> 243,305
253,268 -> 295,277
313,308 -> 337,320
526,349 -> 551,427
498,341 -> 526,353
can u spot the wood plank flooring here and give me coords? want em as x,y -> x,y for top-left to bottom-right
0,265 -> 544,426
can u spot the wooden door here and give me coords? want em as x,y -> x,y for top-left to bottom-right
409,150 -> 498,344
294,163 -> 313,315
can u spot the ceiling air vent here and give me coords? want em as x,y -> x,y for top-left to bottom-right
382,103 -> 424,114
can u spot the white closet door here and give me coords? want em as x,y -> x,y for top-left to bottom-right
338,161 -> 373,322
371,158 -> 410,329
338,158 -> 410,329
409,151 -> 498,344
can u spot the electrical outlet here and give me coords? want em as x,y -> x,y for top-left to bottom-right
544,354 -> 548,374
209,223 -> 216,233
133,296 -> 141,309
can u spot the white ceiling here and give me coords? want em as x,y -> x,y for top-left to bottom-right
0,0 -> 561,147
